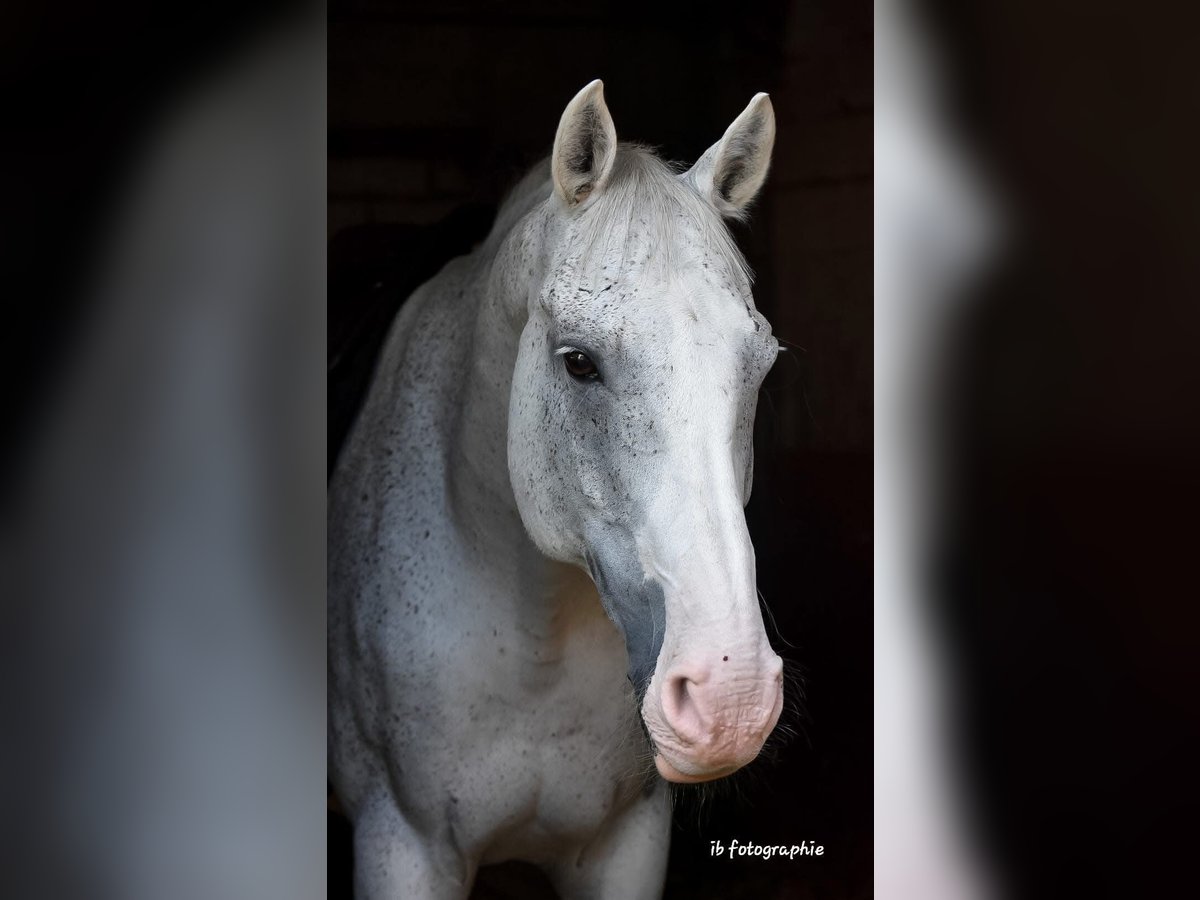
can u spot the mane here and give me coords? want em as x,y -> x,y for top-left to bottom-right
489,144 -> 753,286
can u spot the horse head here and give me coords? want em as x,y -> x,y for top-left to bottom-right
508,81 -> 783,783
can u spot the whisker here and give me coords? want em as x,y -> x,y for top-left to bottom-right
758,587 -> 797,650
774,333 -> 808,354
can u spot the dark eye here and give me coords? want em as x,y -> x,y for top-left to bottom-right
562,350 -> 599,379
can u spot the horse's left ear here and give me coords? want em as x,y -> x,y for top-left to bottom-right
552,80 -> 618,207
684,93 -> 776,219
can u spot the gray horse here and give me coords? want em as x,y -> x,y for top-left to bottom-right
329,80 -> 783,899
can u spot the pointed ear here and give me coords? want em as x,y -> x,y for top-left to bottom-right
552,79 -> 618,207
684,93 -> 776,218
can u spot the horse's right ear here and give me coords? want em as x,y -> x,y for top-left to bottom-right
552,80 -> 618,207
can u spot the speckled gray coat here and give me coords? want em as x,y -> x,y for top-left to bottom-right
329,81 -> 783,899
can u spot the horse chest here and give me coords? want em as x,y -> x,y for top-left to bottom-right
456,648 -> 649,860
392,586 -> 650,855
442,593 -> 643,772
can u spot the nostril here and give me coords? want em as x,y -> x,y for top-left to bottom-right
669,673 -> 689,710
661,671 -> 707,745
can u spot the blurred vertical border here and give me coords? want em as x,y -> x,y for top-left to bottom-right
877,0 -> 1200,898
0,2 -> 327,897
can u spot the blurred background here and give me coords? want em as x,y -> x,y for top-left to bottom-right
876,0 -> 1200,898
0,3 -> 327,898
327,1 -> 872,898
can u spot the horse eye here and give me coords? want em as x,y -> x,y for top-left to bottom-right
562,350 -> 599,379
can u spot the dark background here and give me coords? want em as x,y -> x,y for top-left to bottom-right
328,1 -> 872,898
914,2 -> 1200,898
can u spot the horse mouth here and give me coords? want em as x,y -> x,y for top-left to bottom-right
653,751 -> 741,784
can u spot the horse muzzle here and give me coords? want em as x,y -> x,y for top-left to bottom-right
643,651 -> 784,783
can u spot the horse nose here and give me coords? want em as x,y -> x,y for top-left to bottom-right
660,666 -> 711,746
659,654 -> 784,766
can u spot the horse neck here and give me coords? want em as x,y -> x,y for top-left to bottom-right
446,200 -> 556,586
444,194 -> 612,644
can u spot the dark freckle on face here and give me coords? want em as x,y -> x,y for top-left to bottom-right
723,656 -> 729,662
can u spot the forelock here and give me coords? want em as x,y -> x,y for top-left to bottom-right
571,145 -> 753,287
